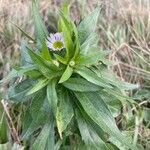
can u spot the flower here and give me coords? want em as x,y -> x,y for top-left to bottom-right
46,32 -> 64,51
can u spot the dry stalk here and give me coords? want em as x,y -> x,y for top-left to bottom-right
1,99 -> 21,145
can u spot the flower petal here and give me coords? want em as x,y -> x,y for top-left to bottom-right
46,32 -> 64,51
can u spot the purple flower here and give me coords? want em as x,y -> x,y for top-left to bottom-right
46,32 -> 64,51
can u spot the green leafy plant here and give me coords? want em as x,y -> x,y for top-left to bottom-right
1,0 -> 140,149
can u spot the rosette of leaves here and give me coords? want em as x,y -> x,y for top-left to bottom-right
1,0 -> 139,149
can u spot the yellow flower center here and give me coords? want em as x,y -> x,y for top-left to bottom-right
52,41 -> 64,49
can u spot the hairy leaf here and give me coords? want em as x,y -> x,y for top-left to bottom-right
77,50 -> 110,66
76,110 -> 109,150
20,39 -> 33,66
59,65 -> 73,83
63,77 -> 101,92
27,48 -> 60,78
7,78 -> 35,102
56,89 -> 73,138
27,78 -> 49,95
0,65 -> 37,84
74,92 -> 137,150
75,67 -> 112,88
47,79 -> 58,115
78,7 -> 101,44
41,41 -> 51,61
59,15 -> 73,59
92,65 -> 139,90
21,90 -> 47,139
31,120 -> 54,150
32,0 -> 48,43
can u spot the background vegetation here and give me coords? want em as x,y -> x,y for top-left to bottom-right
0,0 -> 150,149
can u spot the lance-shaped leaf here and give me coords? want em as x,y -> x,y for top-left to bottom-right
0,69 -> 19,84
59,11 -> 74,59
14,65 -> 42,78
7,78 -> 35,102
32,0 -> 48,43
76,110 -> 109,150
80,33 -> 98,55
92,65 -> 139,90
74,92 -> 137,150
75,67 -> 112,89
27,48 -> 60,78
59,11 -> 80,59
78,7 -> 101,44
77,50 -> 110,66
45,122 -> 55,150
53,53 -> 67,65
47,79 -> 58,115
63,77 -> 101,92
27,78 -> 49,95
41,41 -> 51,61
59,65 -> 73,83
56,89 -> 73,138
21,90 -> 47,140
0,65 -> 38,84
31,120 -> 54,150
71,21 -> 80,59
0,104 -> 8,144
20,39 -> 33,66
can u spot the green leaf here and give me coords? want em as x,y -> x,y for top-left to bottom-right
27,48 -> 60,78
30,91 -> 47,118
99,91 -> 122,117
77,50 -> 110,66
32,0 -> 48,43
21,90 -> 47,139
75,67 -> 112,89
143,108 -> 150,122
24,69 -> 42,78
59,65 -> 73,83
110,131 -> 134,149
80,33 -> 98,55
56,89 -> 73,138
74,92 -> 137,150
78,7 -> 101,44
31,121 -> 54,150
0,103 -> 8,144
92,65 -> 139,90
63,77 -> 101,92
15,65 -> 42,78
59,13 -> 74,59
53,53 -> 67,64
47,79 -> 58,115
104,88 -> 136,104
0,69 -> 18,84
133,89 -> 150,100
76,110 -> 109,150
60,0 -> 69,15
27,78 -> 49,95
20,39 -> 32,66
41,41 -> 51,61
71,21 -> 80,59
0,65 -> 37,84
7,78 -> 35,102
45,121 -> 55,150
